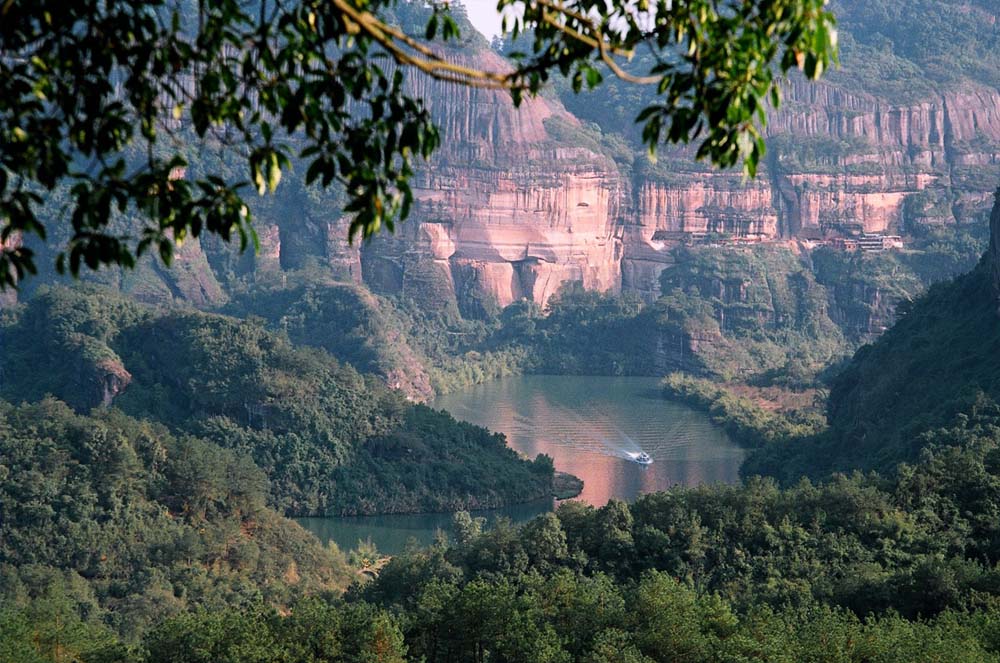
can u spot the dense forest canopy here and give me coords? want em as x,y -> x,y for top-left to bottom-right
0,286 -> 554,516
830,0 -> 1000,93
0,399 -> 353,643
12,402 -> 1000,661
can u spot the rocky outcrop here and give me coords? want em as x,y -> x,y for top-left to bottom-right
85,26 -> 999,352
825,281 -> 893,340
634,173 -> 779,238
622,79 -> 1000,297
160,237 -> 228,306
64,338 -> 132,410
153,39 -> 999,321
359,48 -> 625,310
771,79 -> 1000,229
256,216 -> 362,282
343,285 -> 434,402
93,357 -> 132,407
366,63 -> 1000,311
651,326 -> 725,375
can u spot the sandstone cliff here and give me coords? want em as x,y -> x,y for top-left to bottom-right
622,78 -> 1000,299
113,17 -> 1000,320
366,55 -> 1000,310
361,48 -> 625,312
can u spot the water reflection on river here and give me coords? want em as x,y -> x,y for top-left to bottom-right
298,376 -> 744,554
438,376 -> 743,505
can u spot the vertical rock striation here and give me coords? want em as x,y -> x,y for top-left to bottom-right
623,78 -> 1000,296
116,33 -> 1000,324
360,48 -> 625,310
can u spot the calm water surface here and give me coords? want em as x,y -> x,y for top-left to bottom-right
299,375 -> 743,554
436,376 -> 743,504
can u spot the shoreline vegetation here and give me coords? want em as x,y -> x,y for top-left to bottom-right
0,287 -> 557,519
514,448 -> 584,501
660,372 -> 826,452
553,471 -> 585,500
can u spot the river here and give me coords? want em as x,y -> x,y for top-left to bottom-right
298,375 -> 744,554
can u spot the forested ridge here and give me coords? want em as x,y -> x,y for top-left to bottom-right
0,400 -> 353,644
745,247 -> 1000,482
0,286 -> 554,517
13,413 -> 1000,660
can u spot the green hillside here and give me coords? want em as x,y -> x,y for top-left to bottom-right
829,0 -> 1000,96
0,286 -> 554,516
744,192 -> 1000,480
0,400 -> 352,642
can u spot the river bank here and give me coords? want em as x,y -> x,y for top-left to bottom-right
553,471 -> 584,500
659,373 -> 826,452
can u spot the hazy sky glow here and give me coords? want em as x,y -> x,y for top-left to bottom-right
458,0 -> 508,39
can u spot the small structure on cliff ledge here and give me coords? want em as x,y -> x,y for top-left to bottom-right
828,237 -> 860,251
858,233 -> 904,253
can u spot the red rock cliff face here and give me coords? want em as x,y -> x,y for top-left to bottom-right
360,48 -> 625,311
771,79 -> 1000,231
348,47 -> 1000,309
170,44 -> 1000,315
622,78 -> 1000,297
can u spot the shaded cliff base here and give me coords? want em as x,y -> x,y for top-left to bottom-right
659,249 -> 1000,490
749,252 -> 1000,483
186,214 -> 989,416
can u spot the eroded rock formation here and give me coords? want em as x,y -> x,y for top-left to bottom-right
623,78 -> 1000,299
366,59 -> 1000,310
143,40 -> 1000,318
93,358 -> 132,408
361,48 -> 625,311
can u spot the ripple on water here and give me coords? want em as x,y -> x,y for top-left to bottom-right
299,376 -> 744,556
434,375 -> 745,506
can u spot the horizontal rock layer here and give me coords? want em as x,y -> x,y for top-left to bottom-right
360,49 -> 625,310
357,56 -> 1000,309
42,43 -> 997,321
625,78 -> 1000,299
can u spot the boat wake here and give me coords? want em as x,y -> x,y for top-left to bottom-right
545,403 -> 654,464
